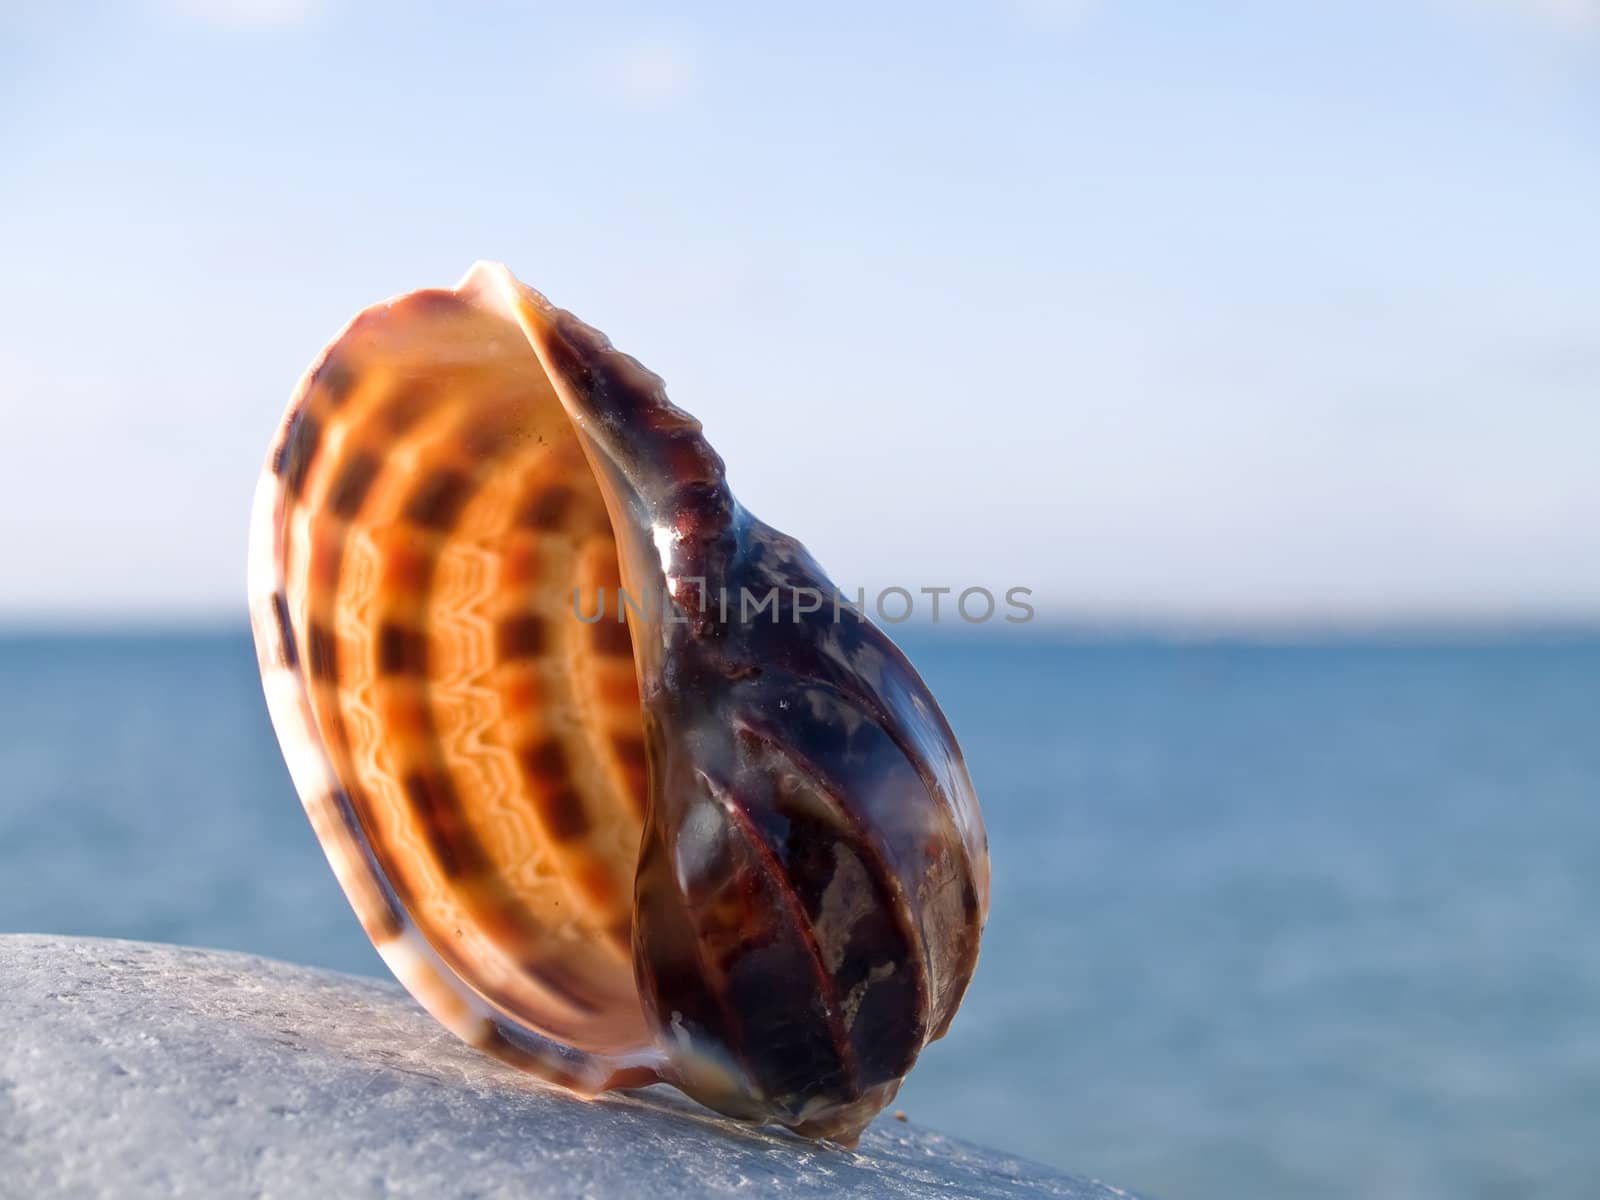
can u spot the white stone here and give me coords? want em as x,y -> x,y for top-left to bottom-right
0,935 -> 1148,1199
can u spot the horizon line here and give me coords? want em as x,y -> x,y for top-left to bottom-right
3,611 -> 1600,646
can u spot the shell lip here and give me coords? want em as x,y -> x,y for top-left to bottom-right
248,265 -> 669,1093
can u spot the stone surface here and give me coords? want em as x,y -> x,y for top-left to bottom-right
0,935 -> 1148,1199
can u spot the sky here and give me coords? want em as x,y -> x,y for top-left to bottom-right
1,0 -> 1596,628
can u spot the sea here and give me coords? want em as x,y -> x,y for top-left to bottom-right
2,628 -> 1596,1200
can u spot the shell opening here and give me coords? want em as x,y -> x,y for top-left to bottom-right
259,264 -> 658,1064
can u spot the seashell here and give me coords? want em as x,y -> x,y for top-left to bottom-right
246,263 -> 989,1144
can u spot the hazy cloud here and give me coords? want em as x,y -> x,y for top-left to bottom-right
1011,0 -> 1097,32
163,0 -> 316,30
587,42 -> 697,109
1485,0 -> 1600,32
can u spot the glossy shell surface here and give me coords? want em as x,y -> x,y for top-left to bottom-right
247,264 -> 989,1143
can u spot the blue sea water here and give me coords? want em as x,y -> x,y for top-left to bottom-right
2,629 -> 1597,1200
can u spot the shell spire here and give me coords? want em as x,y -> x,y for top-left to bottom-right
248,262 -> 988,1144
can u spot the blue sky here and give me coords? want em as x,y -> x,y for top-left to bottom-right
1,0 -> 1595,626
